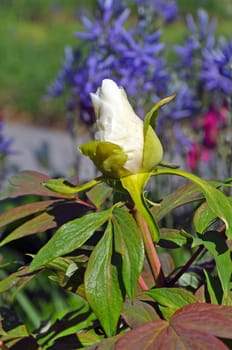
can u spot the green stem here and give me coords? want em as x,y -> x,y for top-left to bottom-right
134,207 -> 166,287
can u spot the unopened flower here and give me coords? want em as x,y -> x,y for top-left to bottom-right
79,79 -> 165,178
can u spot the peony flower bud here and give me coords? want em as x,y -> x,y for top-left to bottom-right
80,79 -> 165,178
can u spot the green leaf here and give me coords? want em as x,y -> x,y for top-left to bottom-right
43,177 -> 102,195
193,231 -> 232,298
0,212 -> 57,247
79,141 -> 130,178
153,168 -> 232,239
159,228 -> 192,248
85,221 -> 124,337
151,182 -> 203,222
121,173 -> 160,242
147,287 -> 197,319
193,202 -> 217,233
29,208 -> 112,272
87,182 -> 113,208
204,270 -> 223,305
112,207 -> 144,299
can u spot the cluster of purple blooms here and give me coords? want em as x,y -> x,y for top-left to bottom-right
48,0 -> 232,172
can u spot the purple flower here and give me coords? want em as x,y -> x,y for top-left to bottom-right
135,0 -> 179,23
201,40 -> 232,95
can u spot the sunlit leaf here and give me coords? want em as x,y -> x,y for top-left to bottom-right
85,221 -> 124,337
112,207 -> 144,299
29,208 -> 112,272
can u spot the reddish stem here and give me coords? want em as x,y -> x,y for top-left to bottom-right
138,275 -> 149,291
134,208 -> 166,287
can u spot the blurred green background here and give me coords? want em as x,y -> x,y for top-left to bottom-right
1,0 -> 231,127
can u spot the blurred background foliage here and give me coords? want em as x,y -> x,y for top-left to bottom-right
0,0 -> 231,127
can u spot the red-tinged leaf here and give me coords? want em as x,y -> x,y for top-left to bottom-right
0,199 -> 61,229
172,303 -> 232,338
116,303 -> 232,350
122,300 -> 160,328
87,334 -> 123,350
0,171 -> 73,199
0,212 -> 57,246
116,319 -> 168,350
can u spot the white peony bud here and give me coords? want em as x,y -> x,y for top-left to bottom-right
90,79 -> 144,173
80,79 -> 165,178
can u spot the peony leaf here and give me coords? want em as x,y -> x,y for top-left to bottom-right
151,182 -> 203,222
193,202 -> 217,233
116,303 -> 232,350
0,199 -> 61,229
87,182 -> 113,208
0,212 -> 57,247
193,231 -> 232,298
153,168 -> 232,239
29,208 -> 112,272
0,171 -> 72,199
147,287 -> 198,319
112,207 -> 144,299
85,221 -> 124,337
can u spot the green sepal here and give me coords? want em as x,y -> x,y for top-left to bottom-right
43,177 -> 102,195
79,141 -> 131,178
142,95 -> 175,171
144,94 -> 176,132
121,173 -> 160,243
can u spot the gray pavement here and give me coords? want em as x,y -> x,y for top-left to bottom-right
4,122 -> 95,183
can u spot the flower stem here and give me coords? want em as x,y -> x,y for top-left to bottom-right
133,207 -> 166,287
